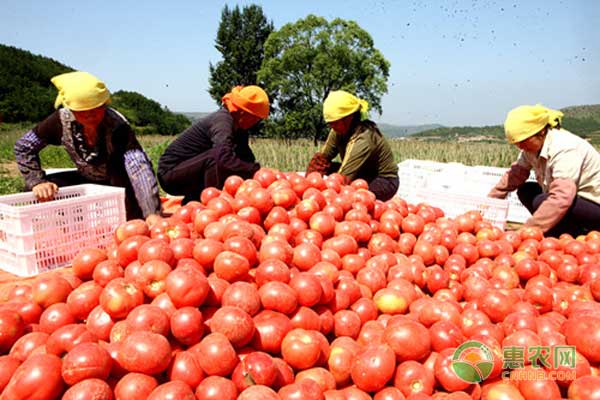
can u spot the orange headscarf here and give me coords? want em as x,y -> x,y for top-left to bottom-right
222,85 -> 270,119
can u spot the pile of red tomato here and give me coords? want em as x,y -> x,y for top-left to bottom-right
1,168 -> 599,399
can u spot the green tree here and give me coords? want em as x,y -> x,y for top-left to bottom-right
257,15 -> 390,143
208,4 -> 274,104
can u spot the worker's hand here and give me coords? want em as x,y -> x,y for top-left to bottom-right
32,182 -> 59,202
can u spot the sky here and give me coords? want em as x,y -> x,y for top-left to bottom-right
1,0 -> 599,127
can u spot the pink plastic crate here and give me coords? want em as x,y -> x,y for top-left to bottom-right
0,184 -> 125,277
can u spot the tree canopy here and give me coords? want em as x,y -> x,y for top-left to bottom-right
257,15 -> 390,142
208,4 -> 274,104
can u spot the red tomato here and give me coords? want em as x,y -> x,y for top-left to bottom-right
292,242 -> 322,271
0,355 -> 21,393
99,278 -> 144,319
125,304 -> 169,336
1,353 -> 64,400
168,306 -> 203,346
231,351 -> 277,391
563,315 -> 600,363
115,219 -> 150,244
62,378 -> 113,400
402,214 -> 425,236
0,309 -> 25,353
169,237 -> 195,260
393,360 -> 435,397
288,272 -> 322,307
296,366 -> 336,392
72,247 -> 108,280
373,387 -> 405,400
61,342 -> 112,385
255,259 -> 291,286
85,305 -> 115,342
38,302 -> 76,333
222,281 -> 261,316
8,331 -> 48,361
168,350 -> 205,390
195,376 -> 238,400
147,380 -> 195,400
114,372 -> 158,400
384,318 -> 431,361
31,275 -> 73,309
137,238 -> 175,266
137,260 -> 172,298
92,260 -> 124,287
117,235 -> 150,267
258,281 -> 298,314
331,309 -> 360,339
510,366 -> 561,400
165,264 -> 209,308
224,175 -> 244,195
251,310 -> 293,355
568,375 -> 600,400
281,328 -> 322,370
279,380 -> 323,400
213,251 -> 251,282
117,331 -> 172,375
309,212 -> 336,238
209,306 -> 255,348
351,343 -> 396,392
434,347 -> 472,392
190,332 -> 239,376
324,234 -> 359,258
45,323 -> 97,357
238,385 -> 280,400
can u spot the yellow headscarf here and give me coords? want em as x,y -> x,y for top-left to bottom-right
323,90 -> 369,123
222,85 -> 270,119
51,71 -> 111,111
504,104 -> 563,144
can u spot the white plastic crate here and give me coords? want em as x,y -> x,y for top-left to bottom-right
414,189 -> 509,229
396,159 -> 465,201
0,184 -> 126,277
468,165 -> 536,223
397,160 -> 536,223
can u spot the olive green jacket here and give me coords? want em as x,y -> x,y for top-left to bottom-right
320,121 -> 397,181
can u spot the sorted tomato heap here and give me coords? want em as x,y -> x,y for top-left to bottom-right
0,168 -> 599,399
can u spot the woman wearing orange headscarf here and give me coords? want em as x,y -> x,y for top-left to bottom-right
489,104 -> 600,236
158,85 -> 269,203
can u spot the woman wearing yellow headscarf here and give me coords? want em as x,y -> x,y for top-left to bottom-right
489,104 -> 600,236
14,71 -> 160,219
158,85 -> 269,203
306,90 -> 398,201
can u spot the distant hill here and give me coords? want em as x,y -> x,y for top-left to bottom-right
177,112 -> 211,123
410,104 -> 600,145
0,44 -> 72,122
561,104 -> 600,123
0,44 -> 187,135
378,123 -> 444,138
111,91 -> 189,135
